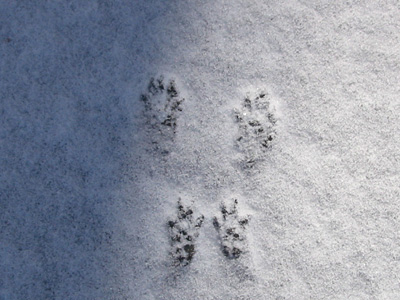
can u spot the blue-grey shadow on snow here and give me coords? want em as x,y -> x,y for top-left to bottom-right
0,1 -> 175,299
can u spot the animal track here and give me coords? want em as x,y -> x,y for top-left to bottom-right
213,199 -> 249,259
234,92 -> 277,168
168,200 -> 204,266
140,76 -> 184,151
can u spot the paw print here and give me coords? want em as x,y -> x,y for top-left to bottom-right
234,92 -> 276,167
213,199 -> 249,259
168,200 -> 204,266
141,76 -> 184,136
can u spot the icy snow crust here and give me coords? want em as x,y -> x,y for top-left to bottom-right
2,0 -> 400,299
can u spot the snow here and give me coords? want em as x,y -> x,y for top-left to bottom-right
2,0 -> 400,299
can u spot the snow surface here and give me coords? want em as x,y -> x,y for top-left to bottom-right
2,1 -> 400,299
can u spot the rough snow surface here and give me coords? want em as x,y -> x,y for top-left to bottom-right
2,1 -> 400,299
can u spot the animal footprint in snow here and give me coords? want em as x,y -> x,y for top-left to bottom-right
234,92 -> 276,168
213,199 -> 249,259
141,76 -> 184,143
168,200 -> 204,266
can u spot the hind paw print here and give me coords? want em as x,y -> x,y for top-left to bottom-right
234,92 -> 276,167
141,76 -> 184,137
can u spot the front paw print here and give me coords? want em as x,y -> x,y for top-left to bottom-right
213,199 -> 249,259
168,200 -> 204,266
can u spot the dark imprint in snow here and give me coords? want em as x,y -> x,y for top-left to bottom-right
141,76 -> 184,135
167,199 -> 204,266
234,92 -> 276,168
213,199 -> 249,259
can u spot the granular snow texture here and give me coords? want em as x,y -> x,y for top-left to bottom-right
2,1 -> 400,299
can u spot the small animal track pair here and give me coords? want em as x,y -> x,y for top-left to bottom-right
167,199 -> 250,267
140,76 -> 277,167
